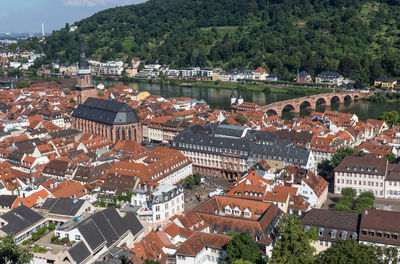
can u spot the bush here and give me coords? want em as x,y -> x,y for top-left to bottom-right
48,223 -> 56,230
22,238 -> 31,245
31,233 -> 40,242
33,245 -> 46,253
61,237 -> 69,243
51,236 -> 59,243
36,226 -> 47,236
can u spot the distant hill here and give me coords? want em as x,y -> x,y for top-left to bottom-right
34,0 -> 400,83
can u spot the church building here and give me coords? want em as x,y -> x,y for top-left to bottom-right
72,98 -> 142,143
76,45 -> 97,104
72,46 -> 142,143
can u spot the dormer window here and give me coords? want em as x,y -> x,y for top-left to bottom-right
318,227 -> 324,237
225,208 -> 231,214
244,212 -> 251,217
340,231 -> 347,240
368,230 -> 374,236
330,230 -> 337,238
234,210 -> 240,216
392,233 -> 398,240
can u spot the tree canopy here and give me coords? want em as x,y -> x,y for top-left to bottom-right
227,232 -> 263,264
379,110 -> 400,127
270,216 -> 317,264
334,188 -> 375,213
314,239 -> 379,264
0,234 -> 33,264
22,0 -> 400,83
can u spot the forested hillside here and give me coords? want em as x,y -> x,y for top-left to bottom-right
24,0 -> 400,83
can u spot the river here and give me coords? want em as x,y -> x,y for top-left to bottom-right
112,81 -> 399,120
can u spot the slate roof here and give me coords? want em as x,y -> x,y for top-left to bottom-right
214,124 -> 247,138
41,197 -> 86,216
0,205 -> 44,234
173,125 -> 310,166
72,98 -> 139,125
78,219 -> 106,251
317,71 -> 343,78
375,77 -> 395,83
0,195 -> 17,208
68,241 -> 91,264
74,207 -> 143,251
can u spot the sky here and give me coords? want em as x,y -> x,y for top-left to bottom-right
0,0 -> 146,34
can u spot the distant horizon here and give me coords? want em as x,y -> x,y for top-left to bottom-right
0,0 -> 146,34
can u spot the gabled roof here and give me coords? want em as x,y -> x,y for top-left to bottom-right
68,241 -> 91,264
72,98 -> 139,125
41,197 -> 87,216
176,232 -> 232,257
0,205 -> 44,234
0,195 -> 17,208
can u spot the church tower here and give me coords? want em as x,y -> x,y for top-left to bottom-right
76,45 -> 96,104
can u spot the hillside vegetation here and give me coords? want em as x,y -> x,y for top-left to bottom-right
23,0 -> 400,83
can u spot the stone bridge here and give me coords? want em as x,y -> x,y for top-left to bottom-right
261,92 -> 372,116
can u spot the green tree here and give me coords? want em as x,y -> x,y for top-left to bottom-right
193,173 -> 202,185
341,187 -> 356,198
227,232 -> 262,264
314,239 -> 378,264
331,147 -> 354,167
317,159 -> 334,180
0,234 -> 33,264
333,195 -> 354,212
379,111 -> 399,127
270,216 -> 317,264
386,152 -> 397,163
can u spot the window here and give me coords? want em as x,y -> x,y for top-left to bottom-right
318,228 -> 324,237
56,232 -> 60,237
156,215 -> 160,221
75,235 -> 81,240
155,206 -> 160,211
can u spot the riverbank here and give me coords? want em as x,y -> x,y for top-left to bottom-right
94,76 -> 333,96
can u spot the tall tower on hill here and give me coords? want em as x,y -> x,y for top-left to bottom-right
76,45 -> 96,104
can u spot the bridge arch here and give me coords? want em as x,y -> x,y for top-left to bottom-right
266,109 -> 278,116
300,100 -> 312,109
344,95 -> 352,101
282,104 -> 296,115
330,96 -> 340,104
316,98 -> 327,107
354,94 -> 359,100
